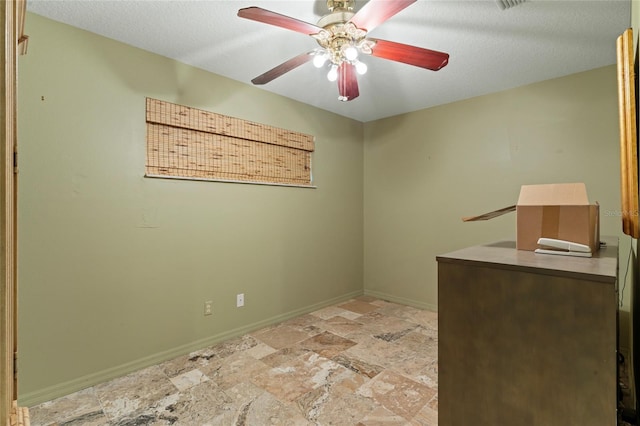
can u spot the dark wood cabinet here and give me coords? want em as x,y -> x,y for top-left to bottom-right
437,237 -> 618,425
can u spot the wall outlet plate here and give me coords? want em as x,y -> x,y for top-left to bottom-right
236,293 -> 244,307
204,300 -> 213,316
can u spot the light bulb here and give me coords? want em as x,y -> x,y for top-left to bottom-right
355,61 -> 368,75
327,65 -> 338,82
313,52 -> 327,68
343,45 -> 358,61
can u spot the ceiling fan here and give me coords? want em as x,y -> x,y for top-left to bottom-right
237,0 -> 449,102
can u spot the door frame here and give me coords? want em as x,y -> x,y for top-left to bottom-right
2,0 -> 26,423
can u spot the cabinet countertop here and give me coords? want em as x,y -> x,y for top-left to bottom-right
436,236 -> 618,284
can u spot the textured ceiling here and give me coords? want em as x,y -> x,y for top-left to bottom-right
27,0 -> 631,122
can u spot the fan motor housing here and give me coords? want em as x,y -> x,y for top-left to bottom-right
317,11 -> 356,29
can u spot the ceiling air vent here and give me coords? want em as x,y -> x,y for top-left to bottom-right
496,0 -> 527,10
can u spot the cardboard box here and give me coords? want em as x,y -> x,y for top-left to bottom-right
463,183 -> 600,252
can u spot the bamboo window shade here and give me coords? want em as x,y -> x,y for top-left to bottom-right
145,98 -> 315,187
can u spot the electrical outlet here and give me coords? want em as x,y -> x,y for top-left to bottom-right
204,300 -> 213,316
236,293 -> 244,307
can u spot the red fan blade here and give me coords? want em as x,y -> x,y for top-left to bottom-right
337,62 -> 359,101
251,52 -> 314,85
238,7 -> 322,35
349,0 -> 416,32
369,38 -> 449,71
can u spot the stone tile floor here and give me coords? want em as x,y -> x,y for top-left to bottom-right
27,294 -> 638,425
29,296 -> 439,425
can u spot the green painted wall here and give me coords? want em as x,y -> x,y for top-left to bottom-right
17,14 -> 364,405
633,0 -> 639,49
363,65 -> 626,313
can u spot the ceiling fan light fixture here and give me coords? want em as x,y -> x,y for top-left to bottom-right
327,64 -> 339,81
355,60 -> 368,75
313,50 -> 328,68
343,45 -> 358,61
313,22 -> 369,64
312,29 -> 331,44
357,39 -> 376,55
344,22 -> 366,40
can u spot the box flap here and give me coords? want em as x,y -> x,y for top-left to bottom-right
517,183 -> 589,206
462,205 -> 516,222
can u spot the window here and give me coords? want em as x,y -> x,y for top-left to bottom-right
145,98 -> 315,187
